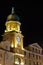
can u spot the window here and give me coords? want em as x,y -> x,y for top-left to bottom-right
6,45 -> 8,49
35,49 -> 37,53
15,58 -> 21,64
24,51 -> 26,56
29,53 -> 31,58
32,54 -> 34,57
39,56 -> 41,59
25,59 -> 26,64
5,53 -> 9,59
38,50 -> 40,54
4,44 -> 8,50
8,25 -> 11,31
29,60 -> 31,65
36,55 -> 38,59
32,48 -> 34,52
33,62 -> 35,65
37,62 -> 38,65
29,62 -> 31,65
0,53 -> 2,58
40,63 -> 41,65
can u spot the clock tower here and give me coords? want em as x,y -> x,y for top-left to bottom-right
2,7 -> 24,65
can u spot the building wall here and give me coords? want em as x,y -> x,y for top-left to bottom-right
24,44 -> 43,65
0,49 -> 14,65
0,43 -> 43,65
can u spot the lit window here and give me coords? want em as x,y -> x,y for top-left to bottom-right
15,58 -> 21,64
8,26 -> 10,31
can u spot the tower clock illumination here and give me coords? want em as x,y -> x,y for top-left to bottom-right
0,7 -> 43,65
0,7 -> 24,65
16,35 -> 20,42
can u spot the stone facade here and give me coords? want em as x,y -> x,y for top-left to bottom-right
24,43 -> 43,65
0,7 -> 43,65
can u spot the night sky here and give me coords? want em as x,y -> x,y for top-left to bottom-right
0,1 -> 43,47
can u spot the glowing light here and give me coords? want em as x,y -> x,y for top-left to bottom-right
11,43 -> 14,48
15,61 -> 19,64
15,58 -> 20,64
11,40 -> 14,48
21,62 -> 24,65
0,64 -> 2,65
15,44 -> 17,48
8,26 -> 10,31
14,53 -> 24,57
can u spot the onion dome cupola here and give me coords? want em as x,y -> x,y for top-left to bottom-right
7,7 -> 20,21
5,7 -> 21,33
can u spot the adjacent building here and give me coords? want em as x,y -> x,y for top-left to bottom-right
24,43 -> 43,65
0,7 -> 43,65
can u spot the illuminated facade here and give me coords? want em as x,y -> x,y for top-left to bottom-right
0,7 -> 43,65
0,7 -> 24,65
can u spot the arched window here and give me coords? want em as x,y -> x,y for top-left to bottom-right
15,57 -> 21,64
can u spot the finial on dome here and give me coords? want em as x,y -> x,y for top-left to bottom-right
12,7 -> 15,14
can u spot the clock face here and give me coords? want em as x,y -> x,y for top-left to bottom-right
16,35 -> 20,42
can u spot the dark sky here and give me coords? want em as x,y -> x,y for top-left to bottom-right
0,1 -> 43,47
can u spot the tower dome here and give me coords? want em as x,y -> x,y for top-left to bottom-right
5,7 -> 21,33
7,7 -> 20,21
